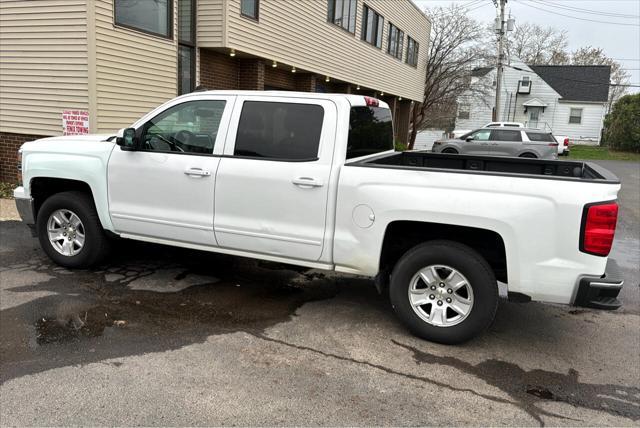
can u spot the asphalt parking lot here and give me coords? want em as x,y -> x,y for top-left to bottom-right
1,160 -> 638,426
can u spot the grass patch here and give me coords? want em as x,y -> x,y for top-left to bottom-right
0,182 -> 16,199
568,145 -> 640,161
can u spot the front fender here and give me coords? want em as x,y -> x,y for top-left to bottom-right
22,144 -> 116,231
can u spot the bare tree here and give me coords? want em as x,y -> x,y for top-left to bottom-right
506,22 -> 568,65
570,46 -> 630,111
409,5 -> 491,149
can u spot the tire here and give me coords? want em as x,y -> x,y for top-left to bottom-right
442,148 -> 458,154
36,191 -> 111,268
389,240 -> 498,344
518,152 -> 537,158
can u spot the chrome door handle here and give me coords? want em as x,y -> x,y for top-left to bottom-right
292,177 -> 323,188
184,167 -> 211,177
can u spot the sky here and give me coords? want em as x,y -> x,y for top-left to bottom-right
413,0 -> 640,93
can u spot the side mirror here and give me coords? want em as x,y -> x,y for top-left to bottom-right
116,128 -> 137,150
465,136 -> 474,142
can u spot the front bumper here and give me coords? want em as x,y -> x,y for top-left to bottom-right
13,186 -> 36,234
574,259 -> 624,310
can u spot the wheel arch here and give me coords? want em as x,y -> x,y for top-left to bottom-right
29,177 -> 108,230
379,220 -> 508,284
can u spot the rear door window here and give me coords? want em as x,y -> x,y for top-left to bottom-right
491,130 -> 522,142
347,106 -> 393,159
234,101 -> 324,160
526,132 -> 555,142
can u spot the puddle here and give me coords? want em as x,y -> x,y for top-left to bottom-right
35,306 -> 120,345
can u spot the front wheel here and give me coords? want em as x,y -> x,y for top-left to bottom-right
442,148 -> 458,154
36,191 -> 111,268
389,240 -> 498,344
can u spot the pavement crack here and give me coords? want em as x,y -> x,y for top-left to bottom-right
249,332 -> 520,409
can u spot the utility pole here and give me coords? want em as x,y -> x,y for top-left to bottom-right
494,0 -> 507,121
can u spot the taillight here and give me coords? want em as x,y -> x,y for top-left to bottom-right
563,138 -> 569,147
548,142 -> 559,147
581,201 -> 618,256
364,96 -> 379,107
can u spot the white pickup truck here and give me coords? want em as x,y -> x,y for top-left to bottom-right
14,91 -> 624,344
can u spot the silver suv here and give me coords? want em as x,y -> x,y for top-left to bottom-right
433,128 -> 559,159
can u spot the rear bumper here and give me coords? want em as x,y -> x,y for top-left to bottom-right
574,259 -> 624,310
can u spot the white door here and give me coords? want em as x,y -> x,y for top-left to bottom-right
108,96 -> 235,246
214,96 -> 337,261
528,107 -> 541,128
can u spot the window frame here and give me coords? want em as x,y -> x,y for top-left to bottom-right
178,0 -> 196,95
113,0 -> 174,40
387,22 -> 404,60
405,36 -> 419,67
240,0 -> 259,21
569,108 -> 583,125
135,99 -> 229,156
327,0 -> 358,34
231,100 -> 326,162
457,105 -> 470,119
361,4 -> 383,49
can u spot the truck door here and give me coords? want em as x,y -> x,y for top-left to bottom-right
213,96 -> 336,261
107,96 -> 235,245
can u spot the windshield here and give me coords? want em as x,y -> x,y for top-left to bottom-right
347,106 -> 393,159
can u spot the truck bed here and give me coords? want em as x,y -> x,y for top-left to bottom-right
349,151 -> 619,183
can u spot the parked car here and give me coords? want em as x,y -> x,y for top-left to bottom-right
452,121 -> 524,138
433,128 -> 559,159
555,135 -> 571,156
14,91 -> 623,344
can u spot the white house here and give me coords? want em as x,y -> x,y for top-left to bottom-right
456,58 -> 611,144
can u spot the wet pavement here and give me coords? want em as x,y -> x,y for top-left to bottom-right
0,160 -> 638,426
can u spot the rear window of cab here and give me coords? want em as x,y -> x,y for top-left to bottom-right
347,106 -> 393,159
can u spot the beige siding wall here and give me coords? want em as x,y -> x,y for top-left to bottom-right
199,0 -> 429,101
198,0 -> 225,46
0,0 -> 89,136
94,0 -> 177,133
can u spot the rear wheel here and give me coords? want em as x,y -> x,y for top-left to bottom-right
519,152 -> 537,158
389,240 -> 498,344
442,148 -> 458,154
36,191 -> 110,268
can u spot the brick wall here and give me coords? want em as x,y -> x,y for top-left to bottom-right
264,67 -> 297,90
0,132 -> 46,183
199,49 -> 239,90
238,59 -> 265,90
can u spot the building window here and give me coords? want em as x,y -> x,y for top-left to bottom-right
361,5 -> 383,48
241,0 -> 259,20
178,0 -> 195,95
406,36 -> 418,67
569,108 -> 583,124
114,0 -> 172,38
521,76 -> 530,87
387,23 -> 404,60
327,0 -> 357,34
234,102 -> 325,160
458,105 -> 470,120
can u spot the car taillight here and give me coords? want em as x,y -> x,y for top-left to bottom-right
548,142 -> 559,147
364,96 -> 379,107
563,138 -> 569,146
581,201 -> 618,256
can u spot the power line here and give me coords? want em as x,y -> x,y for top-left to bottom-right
517,0 -> 640,27
530,0 -> 640,19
